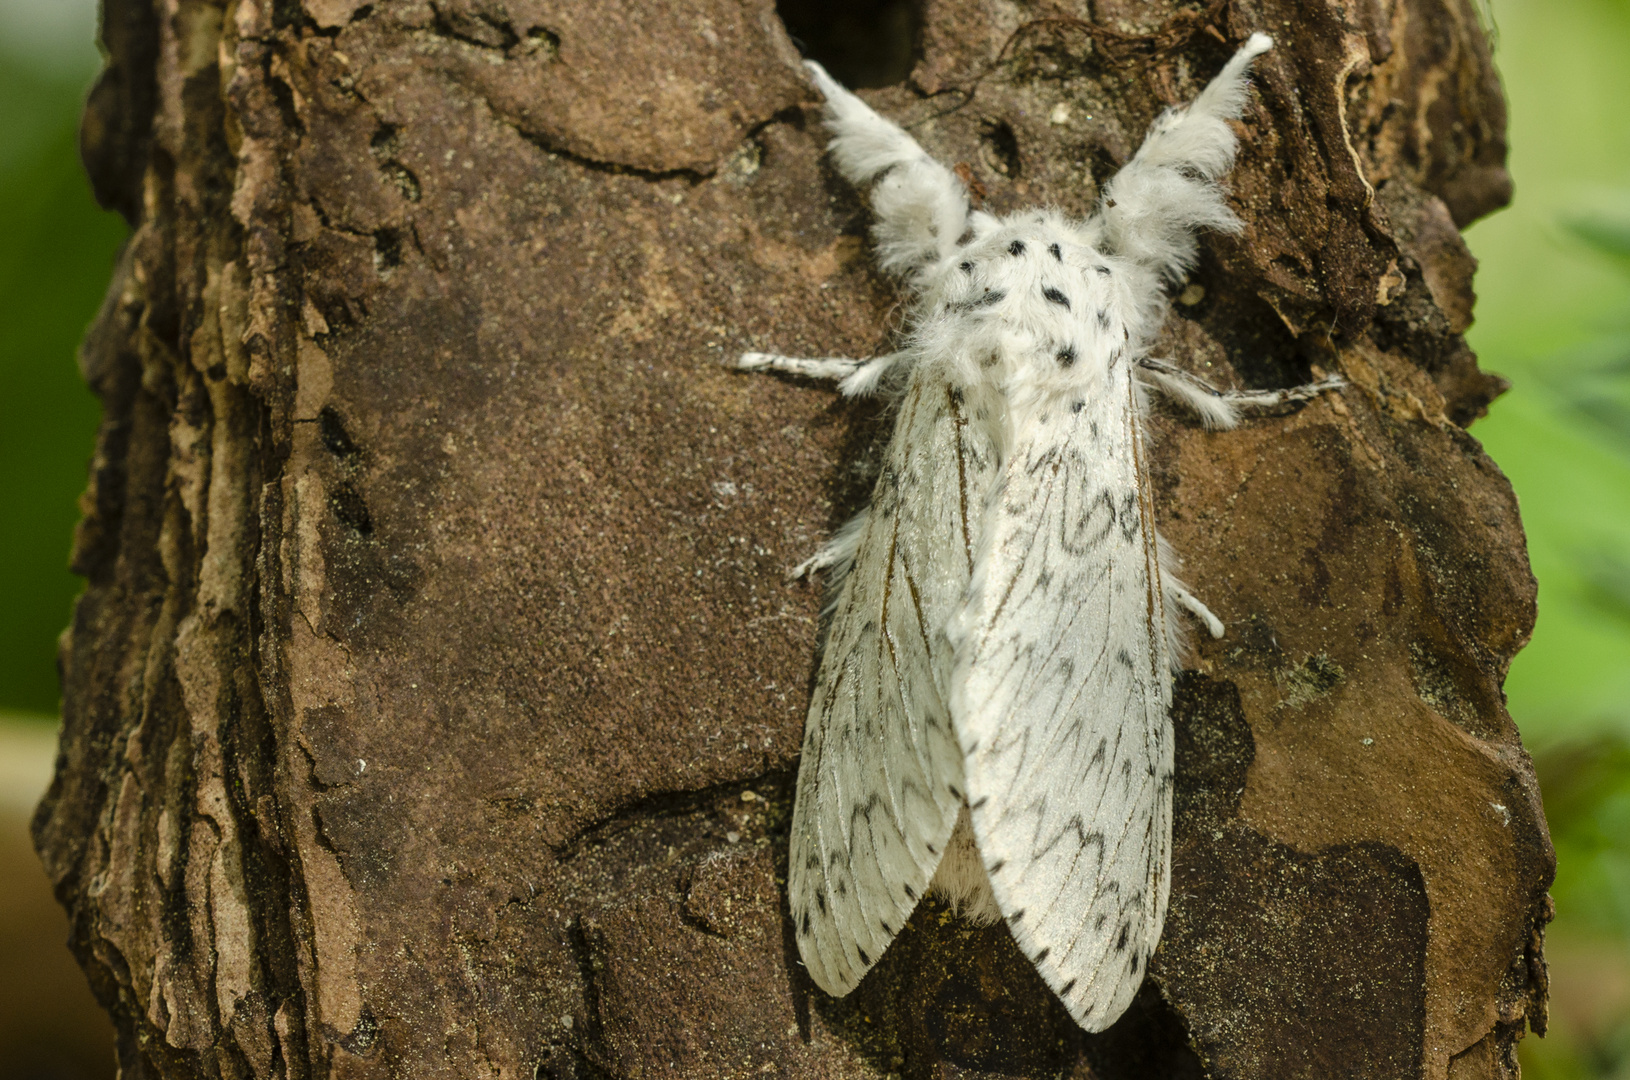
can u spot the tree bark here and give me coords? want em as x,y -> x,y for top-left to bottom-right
36,0 -> 1553,1077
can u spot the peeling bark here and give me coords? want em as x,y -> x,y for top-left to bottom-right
37,0 -> 1552,1077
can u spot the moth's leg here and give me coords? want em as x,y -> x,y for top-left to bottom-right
1095,33 -> 1273,283
1217,376 -> 1347,409
790,508 -> 869,581
1137,357 -> 1344,430
736,351 -> 903,398
1167,576 -> 1225,640
737,352 -> 862,382
1156,537 -> 1223,667
805,61 -> 970,284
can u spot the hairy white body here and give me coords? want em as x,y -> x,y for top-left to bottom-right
739,34 -> 1340,1032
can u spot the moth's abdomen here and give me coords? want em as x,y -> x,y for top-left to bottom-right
926,807 -> 1002,923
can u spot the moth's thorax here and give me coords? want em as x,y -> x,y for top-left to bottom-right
914,211 -> 1149,404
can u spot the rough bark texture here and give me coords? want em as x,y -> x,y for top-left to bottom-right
37,0 -> 1553,1077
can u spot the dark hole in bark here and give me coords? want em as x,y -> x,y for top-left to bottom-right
318,406 -> 362,462
1271,252 -> 1312,283
267,72 -> 306,137
981,120 -> 1022,179
522,27 -> 560,59
271,0 -> 306,29
369,123 -> 400,156
776,0 -> 920,88
374,228 -> 403,272
434,4 -> 517,50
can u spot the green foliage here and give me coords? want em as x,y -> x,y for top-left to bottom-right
1567,214 -> 1630,264
1461,4 -> 1630,1073
1548,213 -> 1630,464
1465,0 -> 1630,758
1508,214 -> 1630,1080
1540,737 -> 1630,938
0,63 -> 127,717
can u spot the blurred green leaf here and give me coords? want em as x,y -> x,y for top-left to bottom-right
1528,738 -> 1630,1078
1542,210 -> 1630,461
1567,214 -> 1630,264
1536,738 -> 1630,835
0,84 -> 127,715
1463,4 -> 1630,1073
1579,551 -> 1630,627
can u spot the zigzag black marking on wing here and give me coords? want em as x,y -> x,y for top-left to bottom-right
957,357 -> 1173,1031
790,368 -> 999,996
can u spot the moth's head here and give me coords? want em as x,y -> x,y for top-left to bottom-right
928,210 -> 1137,392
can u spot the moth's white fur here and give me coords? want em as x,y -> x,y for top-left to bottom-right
739,33 -> 1341,1033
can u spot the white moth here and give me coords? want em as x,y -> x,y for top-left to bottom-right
739,33 -> 1340,1031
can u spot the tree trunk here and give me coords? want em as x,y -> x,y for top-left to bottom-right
36,0 -> 1553,1077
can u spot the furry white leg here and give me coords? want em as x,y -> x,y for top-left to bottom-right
1218,375 -> 1347,409
1138,357 -> 1344,429
836,354 -> 900,397
737,352 -> 862,382
1168,578 -> 1225,639
736,351 -> 901,398
788,509 -> 869,582
805,61 -> 970,284
788,550 -> 834,581
1095,34 -> 1273,282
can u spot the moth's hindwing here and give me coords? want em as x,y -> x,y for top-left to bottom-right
789,370 -> 998,994
954,363 -> 1175,1032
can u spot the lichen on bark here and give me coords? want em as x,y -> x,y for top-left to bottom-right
37,0 -> 1553,1077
